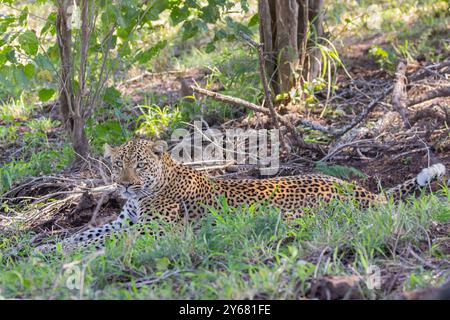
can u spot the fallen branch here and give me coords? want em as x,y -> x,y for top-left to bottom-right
191,85 -> 324,154
318,139 -> 378,163
299,84 -> 394,137
408,60 -> 450,82
191,85 -> 268,113
408,87 -> 450,107
392,60 -> 410,128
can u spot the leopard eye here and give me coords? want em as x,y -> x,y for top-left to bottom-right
115,161 -> 123,168
136,162 -> 145,169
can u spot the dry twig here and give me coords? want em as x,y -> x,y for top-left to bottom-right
191,85 -> 324,154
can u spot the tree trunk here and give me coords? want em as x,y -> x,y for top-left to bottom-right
259,0 -> 324,96
56,0 -> 90,165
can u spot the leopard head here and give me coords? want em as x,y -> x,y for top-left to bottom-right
104,139 -> 168,198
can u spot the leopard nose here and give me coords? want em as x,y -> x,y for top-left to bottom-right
121,182 -> 133,189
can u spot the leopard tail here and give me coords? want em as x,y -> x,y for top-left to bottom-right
384,163 -> 446,201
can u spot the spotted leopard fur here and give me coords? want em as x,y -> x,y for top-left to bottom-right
35,139 -> 446,253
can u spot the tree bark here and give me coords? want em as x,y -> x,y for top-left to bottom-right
275,0 -> 299,93
259,0 -> 324,95
303,0 -> 324,82
258,0 -> 277,93
56,0 -> 90,165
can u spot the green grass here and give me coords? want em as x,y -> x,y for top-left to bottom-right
1,188 -> 448,299
327,0 -> 450,62
0,145 -> 74,194
0,99 -> 73,194
0,97 -> 33,122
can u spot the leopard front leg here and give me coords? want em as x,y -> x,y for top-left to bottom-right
34,197 -> 182,254
72,197 -> 182,250
34,198 -> 141,254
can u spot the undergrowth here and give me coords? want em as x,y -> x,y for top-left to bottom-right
0,188 -> 448,299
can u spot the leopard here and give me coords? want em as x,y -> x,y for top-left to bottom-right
35,138 -> 446,253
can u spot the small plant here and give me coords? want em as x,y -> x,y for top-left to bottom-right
0,125 -> 18,143
0,144 -> 73,194
27,118 -> 59,133
135,105 -> 182,138
0,97 -> 32,122
87,119 -> 132,154
394,40 -> 415,62
368,45 -> 397,72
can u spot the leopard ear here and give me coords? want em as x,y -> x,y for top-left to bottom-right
152,140 -> 168,156
104,144 -> 116,159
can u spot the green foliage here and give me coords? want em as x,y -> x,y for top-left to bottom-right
1,190 -> 449,299
27,117 -> 59,134
136,104 -> 182,138
17,30 -> 38,56
315,163 -> 367,180
0,4 -> 56,99
87,119 -> 132,154
0,125 -> 17,143
0,0 -> 250,108
0,97 -> 32,121
368,45 -> 397,72
327,0 -> 449,62
0,144 -> 73,194
37,88 -> 55,102
135,40 -> 168,64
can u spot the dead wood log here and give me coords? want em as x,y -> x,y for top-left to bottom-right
392,60 -> 411,128
408,87 -> 450,107
408,60 -> 450,82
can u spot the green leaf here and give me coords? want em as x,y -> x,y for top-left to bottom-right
205,42 -> 216,53
0,47 -> 11,67
182,20 -> 203,41
146,0 -> 169,21
34,53 -> 54,70
248,13 -> 259,27
240,0 -> 249,12
103,86 -> 121,105
6,48 -> 16,63
21,63 -> 35,79
0,15 -> 16,34
0,54 -> 6,67
40,12 -> 56,36
200,4 -> 219,23
18,7 -> 29,26
213,28 -> 227,41
13,67 -> 28,87
38,88 -> 56,102
18,30 -> 39,56
170,5 -> 190,25
135,40 -> 167,64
